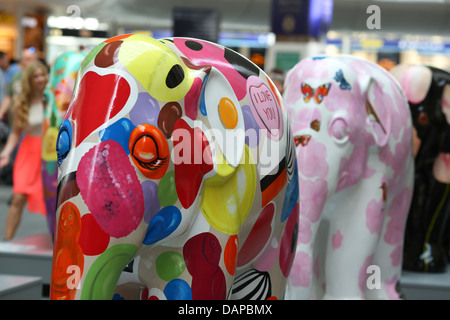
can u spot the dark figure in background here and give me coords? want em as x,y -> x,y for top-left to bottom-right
392,65 -> 450,272
269,68 -> 285,96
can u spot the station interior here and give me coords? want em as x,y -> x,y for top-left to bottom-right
0,0 -> 449,301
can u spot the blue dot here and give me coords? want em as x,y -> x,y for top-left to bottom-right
99,118 -> 135,155
280,162 -> 299,222
199,74 -> 209,116
56,119 -> 72,166
143,206 -> 182,245
164,279 -> 192,300
112,293 -> 125,300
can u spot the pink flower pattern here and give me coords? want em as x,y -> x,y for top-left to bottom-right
284,55 -> 413,299
366,199 -> 384,235
289,251 -> 313,287
332,230 -> 343,250
299,178 -> 328,223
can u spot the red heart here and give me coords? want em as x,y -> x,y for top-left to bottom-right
70,71 -> 130,147
173,119 -> 213,209
237,202 -> 274,267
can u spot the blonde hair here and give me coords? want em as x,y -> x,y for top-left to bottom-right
13,61 -> 48,131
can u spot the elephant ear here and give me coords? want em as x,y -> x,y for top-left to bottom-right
360,74 -> 391,148
199,67 -> 257,235
202,67 -> 246,168
390,64 -> 432,104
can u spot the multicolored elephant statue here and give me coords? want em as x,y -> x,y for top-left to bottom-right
42,51 -> 86,238
391,64 -> 450,273
50,34 -> 299,300
283,55 -> 414,299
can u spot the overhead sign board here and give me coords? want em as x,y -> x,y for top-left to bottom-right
271,0 -> 334,38
173,7 -> 220,43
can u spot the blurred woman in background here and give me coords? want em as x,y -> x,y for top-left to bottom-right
0,60 -> 48,240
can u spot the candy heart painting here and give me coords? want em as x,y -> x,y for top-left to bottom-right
50,34 -> 299,300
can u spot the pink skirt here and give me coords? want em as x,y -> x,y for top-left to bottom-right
13,134 -> 47,216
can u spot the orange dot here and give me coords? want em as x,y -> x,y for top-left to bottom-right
129,124 -> 170,180
218,97 -> 238,129
224,235 -> 239,275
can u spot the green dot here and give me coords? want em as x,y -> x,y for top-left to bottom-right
158,170 -> 178,207
81,244 -> 138,300
156,251 -> 185,281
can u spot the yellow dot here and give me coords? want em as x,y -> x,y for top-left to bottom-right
218,97 -> 238,129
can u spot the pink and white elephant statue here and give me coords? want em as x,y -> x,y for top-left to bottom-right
283,55 -> 414,299
391,64 -> 450,273
50,34 -> 299,300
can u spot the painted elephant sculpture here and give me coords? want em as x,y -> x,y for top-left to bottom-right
283,55 -> 414,299
42,51 -> 86,238
391,64 -> 450,273
50,34 -> 299,300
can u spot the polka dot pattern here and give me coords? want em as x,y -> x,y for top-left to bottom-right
51,34 -> 298,301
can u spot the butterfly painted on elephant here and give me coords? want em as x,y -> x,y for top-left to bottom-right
300,83 -> 332,104
333,69 -> 352,90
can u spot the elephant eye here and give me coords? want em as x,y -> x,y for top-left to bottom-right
329,117 -> 349,143
56,119 -> 73,166
129,124 -> 169,180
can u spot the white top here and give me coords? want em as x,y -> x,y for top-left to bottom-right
24,101 -> 44,136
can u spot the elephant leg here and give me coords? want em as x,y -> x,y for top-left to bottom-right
367,218 -> 403,299
112,259 -> 148,300
322,192 -> 380,300
285,218 -> 321,299
137,246 -> 192,300
136,229 -> 238,300
367,228 -> 402,299
286,177 -> 328,300
367,187 -> 413,300
311,218 -> 330,299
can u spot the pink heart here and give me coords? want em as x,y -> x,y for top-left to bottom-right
248,79 -> 282,140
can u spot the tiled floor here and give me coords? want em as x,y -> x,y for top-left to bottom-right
0,184 -> 50,241
0,184 -> 52,299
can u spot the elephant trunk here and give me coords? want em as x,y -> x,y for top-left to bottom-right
287,131 -> 331,298
50,171 -> 140,300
